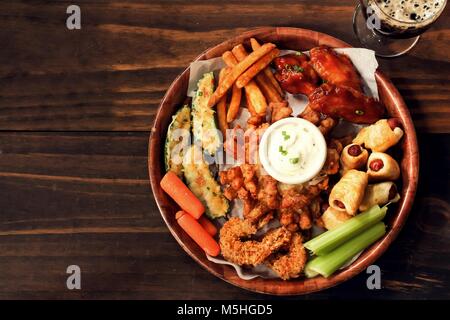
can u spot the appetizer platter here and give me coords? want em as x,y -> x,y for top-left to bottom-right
149,28 -> 419,295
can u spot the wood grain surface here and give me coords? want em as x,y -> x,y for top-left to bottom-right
0,0 -> 449,299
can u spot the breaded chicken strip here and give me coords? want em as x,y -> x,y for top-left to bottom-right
268,233 -> 307,280
220,217 -> 292,266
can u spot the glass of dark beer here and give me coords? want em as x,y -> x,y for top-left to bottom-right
353,0 -> 447,57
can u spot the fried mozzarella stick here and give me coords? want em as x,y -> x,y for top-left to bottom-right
208,43 -> 276,108
250,38 -> 283,96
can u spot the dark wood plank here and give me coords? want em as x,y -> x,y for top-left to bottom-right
0,132 -> 161,233
0,0 -> 449,132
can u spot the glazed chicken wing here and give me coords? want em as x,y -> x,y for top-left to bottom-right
273,53 -> 320,96
310,46 -> 362,91
308,83 -> 384,124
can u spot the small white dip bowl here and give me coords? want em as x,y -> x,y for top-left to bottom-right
259,117 -> 327,184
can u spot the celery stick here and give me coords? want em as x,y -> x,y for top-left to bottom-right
305,222 -> 386,278
304,258 -> 319,278
304,205 -> 387,256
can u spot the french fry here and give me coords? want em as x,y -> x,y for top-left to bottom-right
221,52 -> 243,122
222,51 -> 238,67
207,43 -> 276,108
244,81 -> 267,116
232,45 -> 268,115
223,51 -> 264,119
250,38 -> 283,96
254,75 -> 283,103
231,46 -> 282,104
245,90 -> 257,116
217,68 -> 229,137
231,44 -> 249,63
228,83 -> 242,123
235,48 -> 280,89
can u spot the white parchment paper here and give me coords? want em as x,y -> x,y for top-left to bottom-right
186,47 -> 379,280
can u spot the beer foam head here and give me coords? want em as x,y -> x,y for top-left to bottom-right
374,0 -> 446,24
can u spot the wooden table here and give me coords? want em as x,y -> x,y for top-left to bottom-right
0,1 -> 448,299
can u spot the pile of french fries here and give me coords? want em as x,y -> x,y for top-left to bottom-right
208,38 -> 284,136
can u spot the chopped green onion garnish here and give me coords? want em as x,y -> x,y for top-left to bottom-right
304,205 -> 387,256
293,65 -> 304,72
282,130 -> 290,141
278,146 -> 288,156
305,222 -> 386,278
290,157 -> 299,164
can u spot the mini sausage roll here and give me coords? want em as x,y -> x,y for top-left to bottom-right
340,143 -> 369,174
367,152 -> 400,181
329,169 -> 368,216
322,206 -> 352,230
353,119 -> 404,152
359,182 -> 401,212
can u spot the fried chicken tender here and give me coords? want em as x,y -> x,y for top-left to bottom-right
257,174 -> 279,209
241,164 -> 258,198
299,105 -> 321,125
279,208 -> 300,232
320,138 -> 346,175
322,147 -> 340,175
240,123 -> 269,164
219,217 -> 292,266
299,105 -> 337,137
279,208 -> 312,232
278,179 -> 329,231
220,167 -> 244,200
268,233 -> 307,280
270,101 -> 293,123
245,203 -> 266,224
318,117 -> 337,136
219,166 -> 255,216
247,114 -> 265,126
221,164 -> 278,226
246,168 -> 279,225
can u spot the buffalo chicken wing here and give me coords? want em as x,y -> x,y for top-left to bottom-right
310,46 -> 362,91
273,53 -> 320,96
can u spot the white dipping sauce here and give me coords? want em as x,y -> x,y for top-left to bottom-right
259,118 -> 327,184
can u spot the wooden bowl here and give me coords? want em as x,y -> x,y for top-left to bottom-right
149,27 -> 419,295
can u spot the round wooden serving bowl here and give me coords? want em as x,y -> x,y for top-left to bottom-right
149,27 -> 419,295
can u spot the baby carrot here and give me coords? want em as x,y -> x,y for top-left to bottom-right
198,216 -> 218,237
176,211 -> 220,256
160,171 -> 205,219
